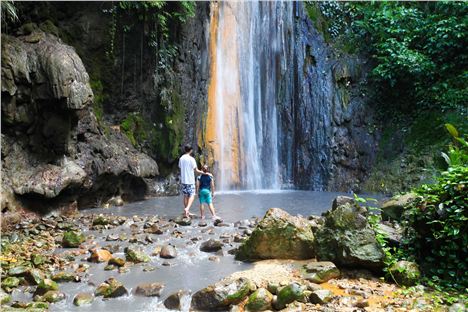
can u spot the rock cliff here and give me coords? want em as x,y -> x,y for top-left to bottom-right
1,31 -> 158,212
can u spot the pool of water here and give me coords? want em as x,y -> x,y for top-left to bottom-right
86,190 -> 349,222
17,190 -> 373,312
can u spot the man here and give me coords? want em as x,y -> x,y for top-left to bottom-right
179,145 -> 209,218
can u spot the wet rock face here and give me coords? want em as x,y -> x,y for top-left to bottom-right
164,290 -> 190,310
315,197 -> 384,270
236,208 -> 315,261
1,31 -> 159,213
277,4 -> 377,192
134,282 -> 164,297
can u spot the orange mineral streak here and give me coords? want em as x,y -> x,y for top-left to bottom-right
206,2 -> 219,168
206,2 -> 242,187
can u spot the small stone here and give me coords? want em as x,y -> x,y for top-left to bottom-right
34,278 -> 59,295
62,231 -> 85,248
106,234 -> 119,241
88,248 -> 113,263
198,221 -> 208,227
92,215 -> 110,226
95,277 -> 128,298
275,283 -> 304,310
355,299 -> 369,308
146,224 -> 163,234
208,256 -> 220,262
125,246 -> 150,263
174,216 -> 192,226
200,239 -> 223,252
104,264 -> 116,271
0,290 -> 11,304
388,261 -> 420,286
73,293 -> 94,306
246,288 -> 273,311
449,303 -> 467,312
108,257 -> 126,267
31,254 -> 45,266
35,290 -> 65,303
164,290 -> 190,310
134,282 -> 164,297
302,261 -> 340,283
152,246 -> 162,256
2,277 -> 20,290
160,245 -> 177,259
52,272 -> 75,283
309,289 -> 333,304
8,265 -> 29,276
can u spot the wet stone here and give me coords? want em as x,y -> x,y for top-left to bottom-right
164,290 -> 190,310
174,216 -> 192,226
34,290 -> 65,303
95,277 -> 128,298
35,278 -> 59,296
108,257 -> 126,267
104,264 -> 116,271
73,292 -> 94,306
160,245 -> 177,259
146,224 -> 163,234
125,246 -> 150,263
88,248 -> 112,263
62,231 -> 85,248
200,239 -> 223,252
309,289 -> 333,304
52,272 -> 75,283
134,282 -> 164,297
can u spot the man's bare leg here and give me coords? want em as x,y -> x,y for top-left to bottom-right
184,195 -> 195,217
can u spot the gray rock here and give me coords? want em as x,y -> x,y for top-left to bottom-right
332,196 -> 355,210
134,282 -> 164,297
236,208 -> 315,261
125,246 -> 150,263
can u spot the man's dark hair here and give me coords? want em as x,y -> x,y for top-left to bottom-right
184,145 -> 193,153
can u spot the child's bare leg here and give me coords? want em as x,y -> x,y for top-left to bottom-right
208,203 -> 218,219
199,203 -> 205,219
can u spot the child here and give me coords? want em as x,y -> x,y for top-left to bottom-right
196,165 -> 220,221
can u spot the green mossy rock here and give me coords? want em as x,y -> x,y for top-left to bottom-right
315,200 -> 384,270
52,272 -> 75,283
95,278 -> 128,298
108,257 -> 126,267
191,277 -> 256,310
73,292 -> 94,306
236,208 -> 315,261
245,288 -> 273,311
8,265 -> 29,276
275,283 -> 304,310
92,215 -> 110,226
2,277 -> 20,290
62,231 -> 85,248
34,290 -> 65,303
31,254 -> 45,266
0,289 -> 12,304
35,278 -> 58,296
388,261 -> 421,286
125,247 -> 150,263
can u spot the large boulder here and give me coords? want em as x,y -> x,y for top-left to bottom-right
315,197 -> 384,270
191,277 -> 256,311
236,208 -> 315,261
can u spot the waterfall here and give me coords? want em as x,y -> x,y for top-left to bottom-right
207,1 -> 294,191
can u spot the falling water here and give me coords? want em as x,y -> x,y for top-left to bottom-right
207,1 -> 294,191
